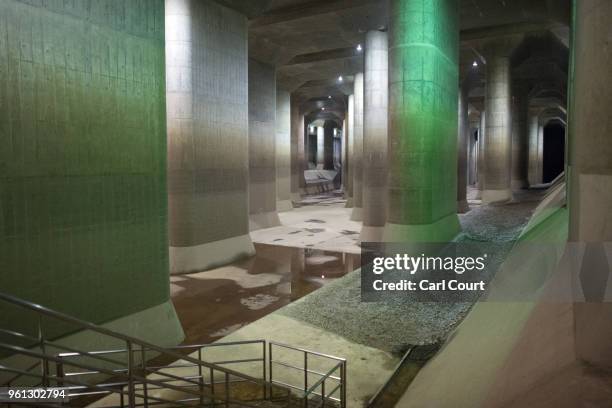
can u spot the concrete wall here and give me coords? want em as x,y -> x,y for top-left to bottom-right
0,0 -> 182,340
275,89 -> 292,211
248,59 -> 280,230
166,0 -> 254,273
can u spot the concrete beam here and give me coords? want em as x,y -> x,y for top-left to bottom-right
250,0 -> 379,28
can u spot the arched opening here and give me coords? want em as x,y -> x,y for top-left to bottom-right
542,122 -> 566,183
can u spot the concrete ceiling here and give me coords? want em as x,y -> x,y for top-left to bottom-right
213,0 -> 571,117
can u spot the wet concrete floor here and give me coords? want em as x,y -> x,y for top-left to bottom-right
171,243 -> 361,346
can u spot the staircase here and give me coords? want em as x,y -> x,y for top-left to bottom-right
0,292 -> 346,407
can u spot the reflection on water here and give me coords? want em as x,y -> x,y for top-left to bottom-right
171,243 -> 360,345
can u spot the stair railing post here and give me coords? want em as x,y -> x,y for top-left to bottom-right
198,349 -> 204,405
303,351 -> 308,408
141,346 -> 148,408
126,341 -> 135,408
262,341 -> 267,399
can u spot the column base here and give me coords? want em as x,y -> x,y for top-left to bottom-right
360,225 -> 385,242
511,179 -> 529,190
350,206 -> 363,221
457,199 -> 470,213
249,211 -> 281,231
170,234 -> 255,274
482,189 -> 513,204
290,192 -> 302,202
276,199 -> 293,212
345,196 -> 354,208
383,214 -> 461,243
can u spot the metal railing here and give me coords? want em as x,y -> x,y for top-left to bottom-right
0,292 -> 346,407
269,342 -> 346,408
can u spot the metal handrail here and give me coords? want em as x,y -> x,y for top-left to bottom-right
268,341 -> 347,408
0,292 -> 265,385
1,292 -> 347,407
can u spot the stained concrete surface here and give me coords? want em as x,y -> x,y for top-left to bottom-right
250,192 -> 361,254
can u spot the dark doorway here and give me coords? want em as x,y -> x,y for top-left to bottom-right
542,123 -> 565,183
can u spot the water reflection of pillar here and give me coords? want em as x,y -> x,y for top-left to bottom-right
290,249 -> 306,301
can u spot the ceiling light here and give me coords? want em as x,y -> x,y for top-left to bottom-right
328,95 -> 332,99
472,61 -> 478,67
322,107 -> 325,111
338,76 -> 343,82
356,44 -> 362,52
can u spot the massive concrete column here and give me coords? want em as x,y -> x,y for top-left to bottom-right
476,111 -> 486,198
276,90 -> 293,212
0,0 -> 182,344
569,0 -> 612,368
167,0 -> 254,274
482,40 -> 514,203
384,0 -> 461,242
350,73 -> 364,221
361,30 -> 389,241
511,90 -> 529,189
290,98 -> 305,201
323,121 -> 335,170
316,126 -> 325,169
527,111 -> 542,186
345,94 -> 355,207
457,86 -> 470,213
248,59 -> 280,230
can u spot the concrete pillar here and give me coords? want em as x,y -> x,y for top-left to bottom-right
482,40 -> 514,203
350,73 -> 364,221
468,112 -> 480,186
323,121 -> 335,170
511,90 -> 529,189
276,90 -> 292,212
361,30 -> 389,241
384,0 -> 461,242
527,111 -> 542,186
290,98 -> 305,201
457,86 -> 470,213
476,111 -> 486,198
248,59 -> 280,231
569,0 -> 612,368
345,95 -> 355,207
167,0 -> 254,274
316,126 -> 325,169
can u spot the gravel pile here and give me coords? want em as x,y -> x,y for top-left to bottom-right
279,192 -> 542,353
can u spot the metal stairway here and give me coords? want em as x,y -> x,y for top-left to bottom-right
0,292 -> 346,407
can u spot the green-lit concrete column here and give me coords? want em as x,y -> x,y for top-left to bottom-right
345,94 -> 355,207
249,59 -> 281,230
569,0 -> 612,367
362,30 -> 389,241
481,40 -> 515,203
457,86 -> 470,213
350,73 -> 365,221
384,0 -> 461,242
276,90 -> 293,212
316,126 -> 325,169
290,98 -> 305,201
0,0 -> 183,344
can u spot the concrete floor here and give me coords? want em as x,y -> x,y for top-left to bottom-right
250,191 -> 361,254
89,189 -> 546,407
